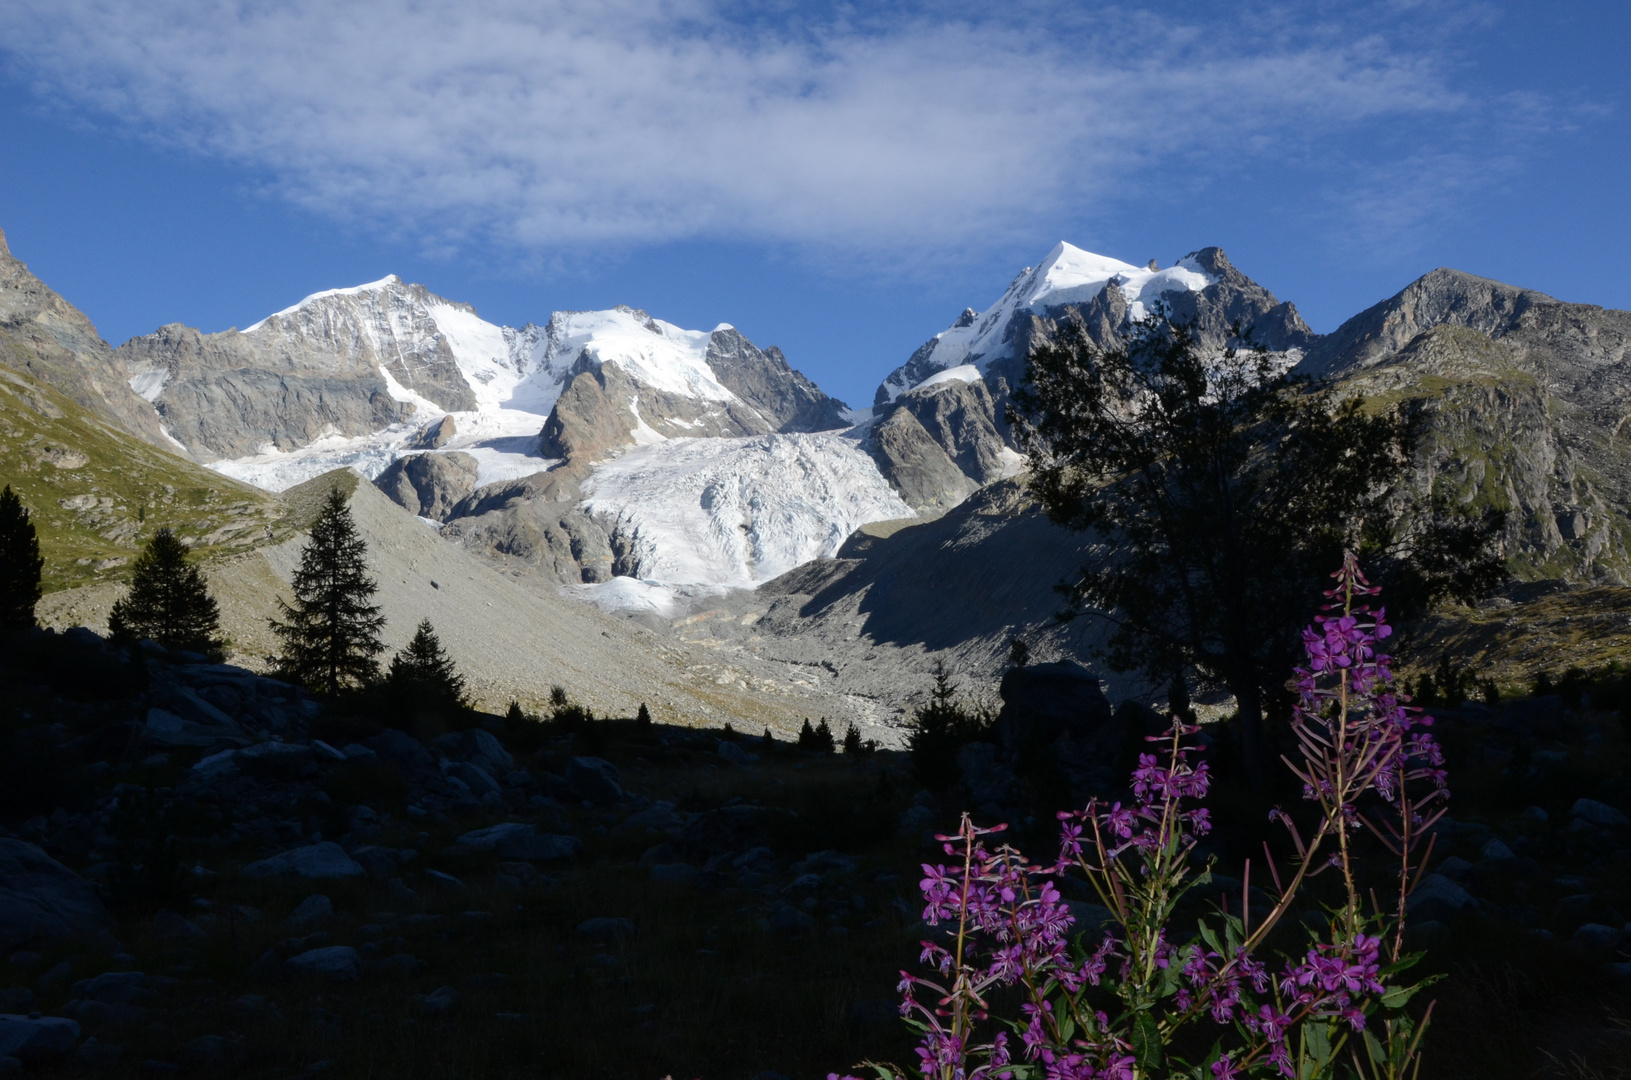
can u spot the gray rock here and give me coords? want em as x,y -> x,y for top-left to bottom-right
717,741 -> 753,767
69,973 -> 149,1006
1571,799 -> 1629,827
1479,838 -> 1517,861
235,741 -> 312,780
993,660 -> 1114,750
418,986 -> 458,1016
242,843 -> 364,881
0,1055 -> 15,1078
617,807 -> 682,835
1520,806 -> 1549,825
410,415 -> 456,450
283,895 -> 334,929
113,278 -> 479,460
142,708 -> 247,750
0,1014 -> 80,1062
433,729 -> 515,773
0,840 -> 114,954
575,918 -> 636,941
445,761 -> 502,799
1406,874 -> 1477,921
455,824 -> 581,862
374,452 -> 479,521
425,870 -> 465,890
1571,923 -> 1626,950
284,947 -> 361,983
370,954 -> 426,978
565,757 -> 623,804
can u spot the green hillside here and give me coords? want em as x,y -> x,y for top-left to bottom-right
0,362 -> 295,593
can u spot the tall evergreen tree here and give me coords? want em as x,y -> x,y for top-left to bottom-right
0,486 -> 43,633
108,528 -> 223,654
270,488 -> 385,694
385,619 -> 468,714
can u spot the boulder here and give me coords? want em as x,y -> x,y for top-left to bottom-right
1571,923 -> 1626,950
1406,873 -> 1477,922
283,895 -> 333,929
717,741 -> 753,767
565,757 -> 623,804
650,863 -> 698,886
1570,798 -> 1629,827
235,741 -> 313,780
455,824 -> 582,862
284,946 -> 361,983
0,1014 -> 80,1062
432,729 -> 515,774
445,761 -> 503,799
373,451 -> 479,521
242,843 -> 364,881
179,1035 -> 244,1076
410,415 -> 456,450
141,708 -> 247,750
0,840 -> 114,954
993,661 -> 1114,751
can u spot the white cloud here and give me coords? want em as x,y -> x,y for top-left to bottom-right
0,1 -> 1496,260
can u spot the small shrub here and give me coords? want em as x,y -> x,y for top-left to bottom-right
636,703 -> 652,729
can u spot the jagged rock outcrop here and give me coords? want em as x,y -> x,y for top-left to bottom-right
410,414 -> 456,449
373,451 -> 480,521
116,322 -> 411,460
536,310 -> 850,465
702,327 -> 850,433
869,375 -> 1011,509
1327,296 -> 1631,583
0,227 -> 170,449
864,245 -> 1314,511
114,276 -> 494,460
1300,268 -> 1555,378
440,471 -> 617,583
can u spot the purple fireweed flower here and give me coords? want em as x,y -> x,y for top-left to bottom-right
1211,1054 -> 1243,1079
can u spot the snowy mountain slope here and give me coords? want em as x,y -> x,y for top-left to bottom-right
579,432 -> 911,589
874,243 -> 1214,405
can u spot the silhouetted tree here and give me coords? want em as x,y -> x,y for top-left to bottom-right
270,488 -> 386,694
842,723 -> 863,755
385,619 -> 468,713
1010,314 -> 1504,784
108,528 -> 222,655
0,486 -> 42,633
907,662 -> 986,792
812,718 -> 836,753
636,703 -> 652,729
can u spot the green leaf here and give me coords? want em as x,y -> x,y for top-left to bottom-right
1301,1019 -> 1334,1074
1198,920 -> 1224,956
1131,1012 -> 1164,1071
1058,1013 -> 1076,1044
1378,951 -> 1425,977
1380,984 -> 1421,1009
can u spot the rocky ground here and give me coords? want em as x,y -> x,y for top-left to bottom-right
2,624 -> 1630,1079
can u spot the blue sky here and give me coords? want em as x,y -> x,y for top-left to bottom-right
1,1 -> 1627,409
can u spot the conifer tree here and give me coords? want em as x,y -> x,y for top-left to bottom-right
813,717 -> 836,753
385,619 -> 468,714
842,723 -> 862,755
270,488 -> 385,694
108,528 -> 223,655
0,486 -> 43,633
797,718 -> 817,750
636,703 -> 652,729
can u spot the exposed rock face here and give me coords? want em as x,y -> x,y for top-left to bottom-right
703,328 -> 850,433
535,308 -> 850,465
865,245 -> 1313,511
1329,307 -> 1631,583
1299,268 -> 1555,378
869,374 -> 1012,509
0,227 -> 170,449
410,414 -> 456,449
440,470 -> 617,583
373,452 -> 479,521
114,276 -> 492,460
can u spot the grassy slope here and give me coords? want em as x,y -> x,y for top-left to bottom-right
0,361 -> 295,593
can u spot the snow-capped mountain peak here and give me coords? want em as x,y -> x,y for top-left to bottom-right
875,242 -> 1215,404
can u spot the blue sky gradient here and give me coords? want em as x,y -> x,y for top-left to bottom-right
1,1 -> 1627,409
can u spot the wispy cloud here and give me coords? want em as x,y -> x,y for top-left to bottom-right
0,1 -> 1524,264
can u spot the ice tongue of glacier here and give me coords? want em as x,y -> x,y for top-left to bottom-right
578,432 -> 912,593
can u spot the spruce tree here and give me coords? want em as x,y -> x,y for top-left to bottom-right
108,528 -> 223,655
270,487 -> 385,694
0,486 -> 43,633
797,718 -> 816,750
812,718 -> 836,753
636,703 -> 652,729
842,723 -> 862,755
385,619 -> 468,713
